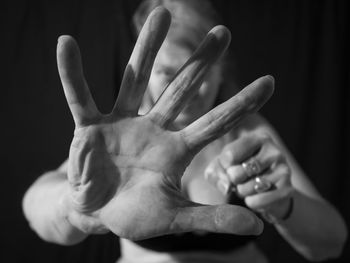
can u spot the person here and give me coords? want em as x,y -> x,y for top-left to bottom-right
22,0 -> 347,262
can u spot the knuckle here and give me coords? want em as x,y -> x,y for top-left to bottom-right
230,174 -> 240,185
236,184 -> 247,197
222,143 -> 242,164
244,196 -> 260,210
279,172 -> 289,182
204,159 -> 222,182
222,143 -> 234,154
267,142 -> 279,154
227,166 -> 244,184
204,165 -> 216,180
219,149 -> 234,167
272,149 -> 284,163
260,134 -> 271,143
275,149 -> 287,162
278,164 -> 291,176
255,131 -> 271,143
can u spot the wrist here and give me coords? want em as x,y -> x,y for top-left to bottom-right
60,189 -> 109,235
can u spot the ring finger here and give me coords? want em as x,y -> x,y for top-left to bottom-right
236,164 -> 289,197
227,141 -> 283,185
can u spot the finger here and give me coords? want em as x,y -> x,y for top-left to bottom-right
148,26 -> 231,127
181,76 -> 274,153
219,135 -> 264,169
113,7 -> 171,115
245,187 -> 293,212
204,159 -> 231,194
236,164 -> 289,197
226,165 -> 248,185
170,203 -> 264,236
57,35 -> 100,127
227,139 -> 283,184
253,139 -> 285,171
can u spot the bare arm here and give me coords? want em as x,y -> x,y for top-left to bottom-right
22,164 -> 91,245
257,116 -> 348,261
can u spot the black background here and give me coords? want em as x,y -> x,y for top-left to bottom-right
1,0 -> 349,262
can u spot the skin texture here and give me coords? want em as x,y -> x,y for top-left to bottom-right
205,131 -> 293,221
146,40 -> 222,128
204,115 -> 348,260
21,4 -> 347,260
57,7 -> 274,240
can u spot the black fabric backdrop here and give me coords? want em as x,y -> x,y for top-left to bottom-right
1,0 -> 349,262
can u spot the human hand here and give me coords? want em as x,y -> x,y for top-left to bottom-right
58,7 -> 274,240
205,132 -> 294,223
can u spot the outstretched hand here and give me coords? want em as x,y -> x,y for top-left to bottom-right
57,7 -> 274,240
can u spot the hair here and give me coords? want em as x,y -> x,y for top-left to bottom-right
133,0 -> 239,106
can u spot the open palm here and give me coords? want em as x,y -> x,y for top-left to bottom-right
58,7 -> 274,240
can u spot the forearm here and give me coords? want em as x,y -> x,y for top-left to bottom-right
275,190 -> 347,261
235,114 -> 347,260
22,171 -> 88,245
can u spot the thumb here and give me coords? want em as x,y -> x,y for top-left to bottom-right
170,202 -> 264,236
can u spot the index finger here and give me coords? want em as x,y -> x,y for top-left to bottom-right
113,7 -> 171,115
181,76 -> 274,153
219,135 -> 264,168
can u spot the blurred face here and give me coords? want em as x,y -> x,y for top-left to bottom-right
147,40 -> 222,127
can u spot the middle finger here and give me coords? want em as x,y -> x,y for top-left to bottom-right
148,26 -> 231,128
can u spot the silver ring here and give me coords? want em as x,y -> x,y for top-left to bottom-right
254,176 -> 272,193
242,158 -> 262,178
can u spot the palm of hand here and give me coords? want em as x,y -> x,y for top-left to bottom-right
69,115 -> 192,239
58,7 -> 273,240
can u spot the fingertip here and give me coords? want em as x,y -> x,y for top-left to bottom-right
219,150 -> 233,168
226,166 -> 242,183
215,204 -> 264,236
148,6 -> 171,33
152,6 -> 171,22
241,210 -> 264,236
57,35 -> 76,51
243,197 -> 265,235
56,35 -> 82,71
57,35 -> 71,43
137,6 -> 170,55
209,25 -> 231,51
265,74 -> 275,85
210,25 -> 231,41
259,75 -> 275,99
242,75 -> 275,113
